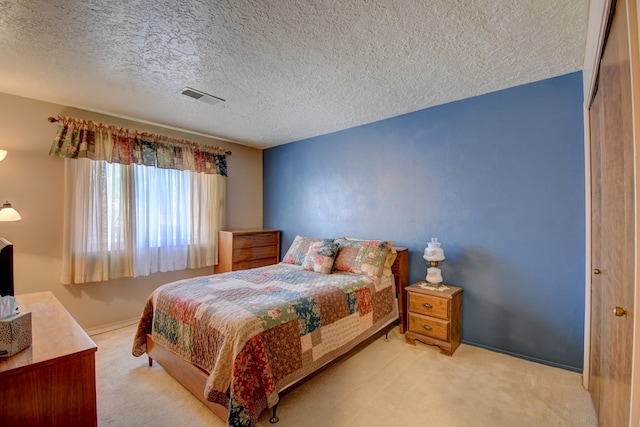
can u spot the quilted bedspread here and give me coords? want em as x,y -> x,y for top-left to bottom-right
132,262 -> 397,427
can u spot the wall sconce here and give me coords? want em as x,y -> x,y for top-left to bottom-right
0,150 -> 20,221
423,237 -> 445,287
0,201 -> 21,222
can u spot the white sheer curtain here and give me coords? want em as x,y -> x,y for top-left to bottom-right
61,158 -> 225,285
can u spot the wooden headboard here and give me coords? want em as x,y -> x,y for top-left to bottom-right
391,247 -> 409,333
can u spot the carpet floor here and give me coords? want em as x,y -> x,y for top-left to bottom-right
93,324 -> 598,426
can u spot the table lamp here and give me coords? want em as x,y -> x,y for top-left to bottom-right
423,237 -> 445,287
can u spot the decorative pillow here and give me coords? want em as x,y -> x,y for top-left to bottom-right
282,235 -> 331,265
333,238 -> 394,278
301,241 -> 339,274
383,246 -> 398,277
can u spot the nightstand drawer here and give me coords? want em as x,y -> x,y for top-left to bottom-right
408,312 -> 449,341
408,293 -> 449,320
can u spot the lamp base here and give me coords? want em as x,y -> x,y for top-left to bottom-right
426,266 -> 443,285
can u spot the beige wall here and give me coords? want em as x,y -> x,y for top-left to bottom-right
0,92 -> 263,332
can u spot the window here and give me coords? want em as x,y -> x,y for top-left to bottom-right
61,158 -> 225,284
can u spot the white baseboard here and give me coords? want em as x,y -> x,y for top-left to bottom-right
86,317 -> 139,336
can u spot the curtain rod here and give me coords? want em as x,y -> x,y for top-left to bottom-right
47,116 -> 232,155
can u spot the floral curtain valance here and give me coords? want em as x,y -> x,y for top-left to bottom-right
48,115 -> 228,176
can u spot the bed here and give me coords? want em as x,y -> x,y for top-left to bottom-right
132,236 -> 409,426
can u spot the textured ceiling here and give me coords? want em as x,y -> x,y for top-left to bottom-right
0,1 -> 589,149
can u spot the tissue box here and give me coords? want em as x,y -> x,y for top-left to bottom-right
0,311 -> 32,357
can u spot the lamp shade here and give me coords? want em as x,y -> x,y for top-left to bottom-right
0,201 -> 21,221
423,237 -> 445,262
0,150 -> 6,162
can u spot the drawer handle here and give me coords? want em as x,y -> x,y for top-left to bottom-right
422,324 -> 432,331
422,302 -> 433,309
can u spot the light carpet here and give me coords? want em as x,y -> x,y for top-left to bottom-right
93,324 -> 597,426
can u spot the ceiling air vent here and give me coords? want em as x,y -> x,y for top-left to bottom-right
180,87 -> 225,106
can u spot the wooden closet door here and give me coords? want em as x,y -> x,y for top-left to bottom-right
589,0 -> 635,424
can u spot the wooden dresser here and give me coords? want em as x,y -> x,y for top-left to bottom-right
0,291 -> 97,426
404,282 -> 463,356
217,229 -> 281,273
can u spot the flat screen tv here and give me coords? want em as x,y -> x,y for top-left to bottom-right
0,238 -> 14,296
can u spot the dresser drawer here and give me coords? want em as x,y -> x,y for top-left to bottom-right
233,232 -> 279,249
408,312 -> 449,341
408,293 -> 449,320
233,257 -> 279,271
233,245 -> 279,262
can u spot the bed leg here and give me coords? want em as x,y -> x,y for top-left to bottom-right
270,403 -> 279,424
148,356 -> 153,367
385,330 -> 390,342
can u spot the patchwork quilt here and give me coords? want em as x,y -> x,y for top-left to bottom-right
132,262 -> 397,427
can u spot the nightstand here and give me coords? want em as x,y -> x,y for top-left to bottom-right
404,282 -> 463,356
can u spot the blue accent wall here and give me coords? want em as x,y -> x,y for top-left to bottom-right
263,72 -> 585,370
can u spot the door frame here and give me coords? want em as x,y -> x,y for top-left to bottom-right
582,0 -> 613,393
582,0 -> 640,424
629,1 -> 640,424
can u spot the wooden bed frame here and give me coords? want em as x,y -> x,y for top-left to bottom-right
146,247 -> 409,423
